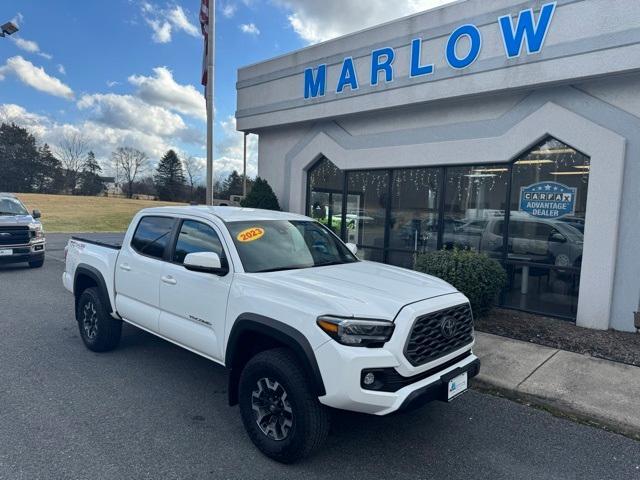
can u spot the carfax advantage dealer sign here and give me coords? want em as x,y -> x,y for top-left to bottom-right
519,181 -> 577,219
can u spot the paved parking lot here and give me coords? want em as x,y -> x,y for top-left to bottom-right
1,234 -> 639,479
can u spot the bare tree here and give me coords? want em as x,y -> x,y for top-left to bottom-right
182,156 -> 203,200
111,147 -> 148,199
56,132 -> 89,194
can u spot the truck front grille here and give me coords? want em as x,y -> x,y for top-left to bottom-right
0,226 -> 30,246
404,303 -> 474,367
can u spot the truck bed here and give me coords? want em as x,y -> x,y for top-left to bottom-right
71,233 -> 126,250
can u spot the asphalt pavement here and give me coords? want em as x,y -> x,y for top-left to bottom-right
0,235 -> 639,479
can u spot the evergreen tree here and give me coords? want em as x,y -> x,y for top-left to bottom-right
154,150 -> 186,201
79,151 -> 105,196
220,170 -> 244,199
34,143 -> 64,193
0,123 -> 40,192
240,177 -> 281,211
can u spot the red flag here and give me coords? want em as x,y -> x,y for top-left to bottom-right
200,0 -> 209,87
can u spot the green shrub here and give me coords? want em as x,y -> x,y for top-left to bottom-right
415,249 -> 507,317
240,177 -> 281,211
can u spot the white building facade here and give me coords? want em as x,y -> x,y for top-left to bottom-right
236,0 -> 640,332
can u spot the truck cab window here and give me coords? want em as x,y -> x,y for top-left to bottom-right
173,220 -> 226,264
131,216 -> 175,260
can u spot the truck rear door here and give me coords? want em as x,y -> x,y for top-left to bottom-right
115,216 -> 177,332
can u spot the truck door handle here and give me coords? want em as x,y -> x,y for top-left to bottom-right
119,264 -> 131,272
161,275 -> 177,285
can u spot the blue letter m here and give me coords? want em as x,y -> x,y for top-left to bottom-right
499,2 -> 556,58
304,65 -> 327,99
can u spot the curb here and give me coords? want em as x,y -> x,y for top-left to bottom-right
471,378 -> 640,442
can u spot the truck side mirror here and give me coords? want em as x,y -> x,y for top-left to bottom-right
184,252 -> 228,275
32,209 -> 41,219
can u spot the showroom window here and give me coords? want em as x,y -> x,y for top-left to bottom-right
305,137 -> 590,320
307,157 -> 344,236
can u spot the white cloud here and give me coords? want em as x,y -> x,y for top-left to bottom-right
57,64 -> 66,75
0,56 -> 73,100
215,116 -> 258,178
77,92 -> 200,143
141,2 -> 199,43
167,6 -> 199,36
146,18 -> 172,43
0,103 -> 256,181
128,67 -> 206,121
221,3 -> 237,18
11,37 -> 39,53
11,13 -> 24,28
0,103 -> 51,137
1,102 -> 197,164
240,23 -> 260,35
10,36 -> 54,59
273,0 -> 455,43
106,80 -> 121,88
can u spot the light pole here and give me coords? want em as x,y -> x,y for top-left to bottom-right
0,22 -> 19,37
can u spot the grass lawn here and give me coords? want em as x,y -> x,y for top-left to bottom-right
16,193 -> 184,233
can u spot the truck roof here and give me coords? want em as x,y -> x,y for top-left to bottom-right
138,206 -> 311,223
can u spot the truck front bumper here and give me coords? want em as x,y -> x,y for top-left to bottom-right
315,339 -> 479,415
0,242 -> 45,265
313,293 -> 480,416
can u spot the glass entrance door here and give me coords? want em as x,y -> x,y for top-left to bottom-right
502,138 -> 589,317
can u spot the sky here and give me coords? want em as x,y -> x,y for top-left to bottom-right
0,0 -> 454,182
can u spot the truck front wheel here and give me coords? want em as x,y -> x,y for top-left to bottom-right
76,287 -> 122,352
238,348 -> 330,463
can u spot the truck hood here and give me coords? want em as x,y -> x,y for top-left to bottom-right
0,214 -> 37,226
257,261 -> 457,320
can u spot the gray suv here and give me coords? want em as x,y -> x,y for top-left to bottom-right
0,194 -> 45,268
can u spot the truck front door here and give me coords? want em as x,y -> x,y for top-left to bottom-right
158,219 -> 232,361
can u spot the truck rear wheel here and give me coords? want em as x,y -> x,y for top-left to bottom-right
238,348 -> 330,463
76,287 -> 122,352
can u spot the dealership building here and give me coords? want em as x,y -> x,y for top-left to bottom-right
235,0 -> 640,332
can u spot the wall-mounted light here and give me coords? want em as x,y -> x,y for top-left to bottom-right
515,159 -> 554,165
550,171 -> 590,176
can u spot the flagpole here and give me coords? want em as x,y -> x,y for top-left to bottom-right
206,0 -> 215,205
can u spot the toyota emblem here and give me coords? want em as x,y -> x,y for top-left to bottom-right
440,317 -> 457,339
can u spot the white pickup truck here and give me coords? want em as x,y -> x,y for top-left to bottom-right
63,206 -> 479,463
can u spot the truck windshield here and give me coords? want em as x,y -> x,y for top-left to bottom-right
0,197 -> 29,216
227,220 -> 359,273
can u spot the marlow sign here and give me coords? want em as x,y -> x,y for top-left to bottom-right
304,2 -> 557,99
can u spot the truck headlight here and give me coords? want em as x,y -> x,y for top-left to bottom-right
317,316 -> 395,347
29,223 -> 44,240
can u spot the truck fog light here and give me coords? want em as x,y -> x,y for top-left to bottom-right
363,372 -> 376,386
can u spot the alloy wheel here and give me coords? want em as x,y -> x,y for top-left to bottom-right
251,377 -> 294,441
82,301 -> 98,340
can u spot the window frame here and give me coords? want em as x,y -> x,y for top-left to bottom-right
167,218 -> 231,274
130,215 -> 178,262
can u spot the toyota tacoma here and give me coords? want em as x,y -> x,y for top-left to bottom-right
62,206 -> 479,463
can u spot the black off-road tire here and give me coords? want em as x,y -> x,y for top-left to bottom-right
28,258 -> 44,268
238,348 -> 330,463
76,287 -> 122,352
